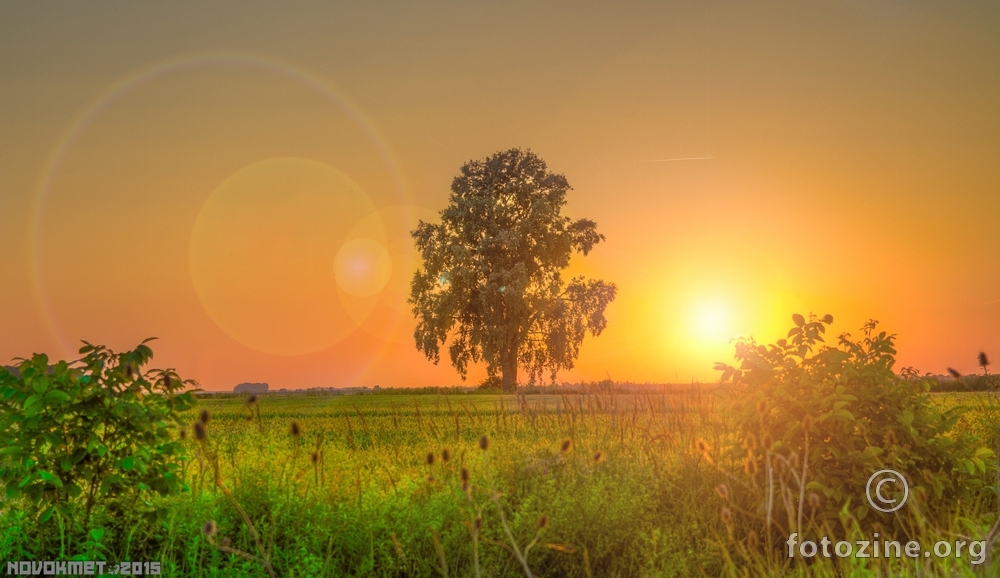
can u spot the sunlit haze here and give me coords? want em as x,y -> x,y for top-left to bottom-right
1,2 -> 998,390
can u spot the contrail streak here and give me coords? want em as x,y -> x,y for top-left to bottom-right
638,156 -> 716,163
984,299 -> 1000,305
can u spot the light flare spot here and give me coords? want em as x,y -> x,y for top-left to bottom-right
335,238 -> 392,297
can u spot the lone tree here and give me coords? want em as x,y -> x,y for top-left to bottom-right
409,148 -> 617,392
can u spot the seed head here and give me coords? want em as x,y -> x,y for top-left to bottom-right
247,395 -> 258,405
808,492 -> 821,509
202,520 -> 217,537
390,533 -> 406,561
979,352 -> 990,369
747,530 -> 759,549
715,484 -> 729,500
461,467 -> 470,483
884,430 -> 898,446
474,517 -> 483,531
720,507 -> 732,525
537,514 -> 549,529
179,428 -> 188,440
441,448 -> 450,462
220,537 -> 231,548
290,421 -> 301,436
560,439 -> 573,453
761,433 -> 773,451
743,434 -> 757,451
311,452 -> 320,464
744,457 -> 758,476
756,400 -> 767,415
163,374 -> 172,389
193,421 -> 207,441
199,409 -> 211,424
426,452 -> 435,466
789,452 -> 799,469
426,475 -> 435,484
593,451 -> 605,464
479,435 -> 489,451
125,364 -> 134,380
801,415 -> 812,433
947,367 -> 962,379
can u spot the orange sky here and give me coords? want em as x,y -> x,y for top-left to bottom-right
1,2 -> 998,390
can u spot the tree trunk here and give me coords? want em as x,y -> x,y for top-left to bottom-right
500,344 -> 518,394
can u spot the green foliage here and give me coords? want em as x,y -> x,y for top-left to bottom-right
0,339 -> 198,528
409,148 -> 617,392
715,315 -> 995,540
1,363 -> 994,575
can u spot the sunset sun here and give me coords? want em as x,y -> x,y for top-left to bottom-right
692,300 -> 731,341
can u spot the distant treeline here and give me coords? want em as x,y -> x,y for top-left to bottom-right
194,380 -> 724,397
926,374 -> 999,393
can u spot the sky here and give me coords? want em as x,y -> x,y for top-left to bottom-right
1,1 -> 998,391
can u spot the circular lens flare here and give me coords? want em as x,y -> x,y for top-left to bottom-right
190,157 -> 382,355
335,238 -> 392,297
28,51 -> 410,361
339,205 -> 439,345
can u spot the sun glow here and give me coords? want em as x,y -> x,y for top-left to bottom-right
691,300 -> 731,341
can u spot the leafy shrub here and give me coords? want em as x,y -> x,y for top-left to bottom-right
715,314 -> 994,540
0,339 -> 198,531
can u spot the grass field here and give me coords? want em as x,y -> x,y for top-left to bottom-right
3,387 -> 999,577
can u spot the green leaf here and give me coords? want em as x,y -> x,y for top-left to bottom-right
44,390 -> 70,404
121,456 -> 135,471
90,528 -> 106,542
792,313 -> 805,327
39,471 -> 63,488
23,394 -> 43,410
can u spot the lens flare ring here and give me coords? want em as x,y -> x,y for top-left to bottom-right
27,50 -> 410,362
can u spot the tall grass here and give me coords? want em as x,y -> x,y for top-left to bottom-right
1,388 -> 996,576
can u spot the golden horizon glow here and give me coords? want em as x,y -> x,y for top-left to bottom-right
1,2 -> 998,389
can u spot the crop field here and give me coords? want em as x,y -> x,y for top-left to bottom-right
5,380 -> 999,577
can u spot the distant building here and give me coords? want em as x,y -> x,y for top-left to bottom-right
234,382 -> 269,394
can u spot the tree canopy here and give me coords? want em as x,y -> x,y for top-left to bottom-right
409,148 -> 617,392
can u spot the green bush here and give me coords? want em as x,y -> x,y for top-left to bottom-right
0,339 -> 198,534
715,315 -> 994,541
